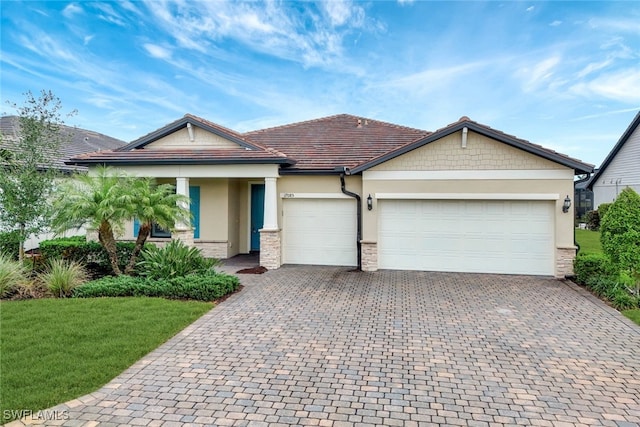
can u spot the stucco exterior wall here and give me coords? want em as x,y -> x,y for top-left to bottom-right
227,180 -> 241,257
144,127 -> 240,150
276,174 -> 364,227
371,131 -> 565,171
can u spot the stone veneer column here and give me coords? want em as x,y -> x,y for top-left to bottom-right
173,177 -> 195,247
556,246 -> 577,278
260,229 -> 281,270
260,177 -> 281,269
361,241 -> 378,272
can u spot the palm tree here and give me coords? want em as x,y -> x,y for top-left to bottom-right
52,166 -> 136,275
124,178 -> 190,274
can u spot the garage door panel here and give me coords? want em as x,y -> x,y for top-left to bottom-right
283,199 -> 357,266
379,200 -> 554,275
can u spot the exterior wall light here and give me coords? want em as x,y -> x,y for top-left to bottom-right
367,194 -> 373,211
562,195 -> 572,213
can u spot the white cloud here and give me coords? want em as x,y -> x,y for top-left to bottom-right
526,6 -> 535,12
570,68 -> 640,104
549,20 -> 562,27
320,0 -> 365,28
576,59 -> 613,79
62,3 -> 82,18
91,3 -> 126,26
143,43 -> 172,60
517,56 -> 561,92
83,35 -> 94,46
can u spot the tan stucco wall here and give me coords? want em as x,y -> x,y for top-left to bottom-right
194,178 -> 229,241
371,131 -> 564,171
276,174 -> 364,225
145,127 -> 240,150
227,180 -> 241,257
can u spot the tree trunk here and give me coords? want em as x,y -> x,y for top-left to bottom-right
18,223 -> 25,262
98,220 -> 121,276
124,222 -> 151,275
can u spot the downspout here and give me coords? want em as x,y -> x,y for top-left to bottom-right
340,169 -> 362,271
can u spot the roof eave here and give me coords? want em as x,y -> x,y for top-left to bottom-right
66,157 -> 295,167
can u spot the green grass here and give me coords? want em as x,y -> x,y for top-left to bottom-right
575,229 -> 603,254
0,297 -> 212,423
622,309 -> 640,326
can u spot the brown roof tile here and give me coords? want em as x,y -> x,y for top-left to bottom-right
243,114 -> 430,171
72,148 -> 292,165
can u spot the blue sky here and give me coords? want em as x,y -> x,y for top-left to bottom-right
1,1 -> 639,167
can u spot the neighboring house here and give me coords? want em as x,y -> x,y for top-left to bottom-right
0,116 -> 126,249
589,111 -> 640,208
574,172 -> 595,220
70,114 -> 593,278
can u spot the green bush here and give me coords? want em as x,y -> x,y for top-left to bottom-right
600,188 -> 640,295
39,259 -> 89,298
137,240 -> 220,280
598,202 -> 612,222
573,253 -> 611,286
0,231 -> 21,260
39,238 -> 138,277
585,210 -> 600,230
0,252 -> 27,298
73,273 -> 239,301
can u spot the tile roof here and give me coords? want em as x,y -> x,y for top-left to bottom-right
243,114 -> 430,171
0,115 -> 125,172
70,148 -> 293,165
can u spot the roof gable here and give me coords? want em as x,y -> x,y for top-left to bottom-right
350,117 -> 593,175
588,111 -> 640,189
117,114 -> 266,152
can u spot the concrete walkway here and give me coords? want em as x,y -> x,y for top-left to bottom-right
7,267 -> 640,426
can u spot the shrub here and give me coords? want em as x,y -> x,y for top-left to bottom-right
0,252 -> 27,298
0,230 -> 21,260
585,210 -> 600,230
39,238 -> 138,277
573,253 -> 611,286
600,188 -> 640,296
39,259 -> 89,298
137,240 -> 220,280
598,202 -> 612,222
73,272 -> 239,301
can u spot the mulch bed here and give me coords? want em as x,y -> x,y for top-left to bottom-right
236,266 -> 268,274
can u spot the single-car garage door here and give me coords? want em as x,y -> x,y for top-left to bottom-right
282,198 -> 357,266
378,199 -> 554,275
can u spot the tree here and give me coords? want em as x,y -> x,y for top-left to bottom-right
600,187 -> 640,296
124,178 -> 190,274
52,167 -> 190,276
0,90 -> 74,261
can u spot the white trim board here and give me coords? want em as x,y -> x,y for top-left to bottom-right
364,169 -> 573,181
280,193 -> 353,199
375,193 -> 560,200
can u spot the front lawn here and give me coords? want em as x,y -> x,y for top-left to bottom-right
622,309 -> 640,326
0,297 -> 212,423
575,229 -> 602,254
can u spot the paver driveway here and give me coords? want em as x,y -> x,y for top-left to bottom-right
9,267 -> 640,426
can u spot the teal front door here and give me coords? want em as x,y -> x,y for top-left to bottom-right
250,184 -> 265,251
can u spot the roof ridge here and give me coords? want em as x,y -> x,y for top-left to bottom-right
243,113 -> 429,135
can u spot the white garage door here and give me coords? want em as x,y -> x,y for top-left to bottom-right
282,198 -> 357,266
379,200 -> 554,275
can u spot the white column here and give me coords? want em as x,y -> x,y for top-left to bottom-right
175,177 -> 190,230
263,177 -> 278,230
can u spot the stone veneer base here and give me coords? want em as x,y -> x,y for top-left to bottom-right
260,229 -> 281,270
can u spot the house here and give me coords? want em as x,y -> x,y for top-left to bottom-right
70,114 -> 593,278
0,116 -> 126,249
589,111 -> 640,208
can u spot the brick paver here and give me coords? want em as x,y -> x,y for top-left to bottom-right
7,267 -> 640,426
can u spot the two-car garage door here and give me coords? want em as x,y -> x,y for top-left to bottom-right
378,199 -> 554,275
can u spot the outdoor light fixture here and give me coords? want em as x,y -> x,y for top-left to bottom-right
367,194 -> 373,211
562,195 -> 572,213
